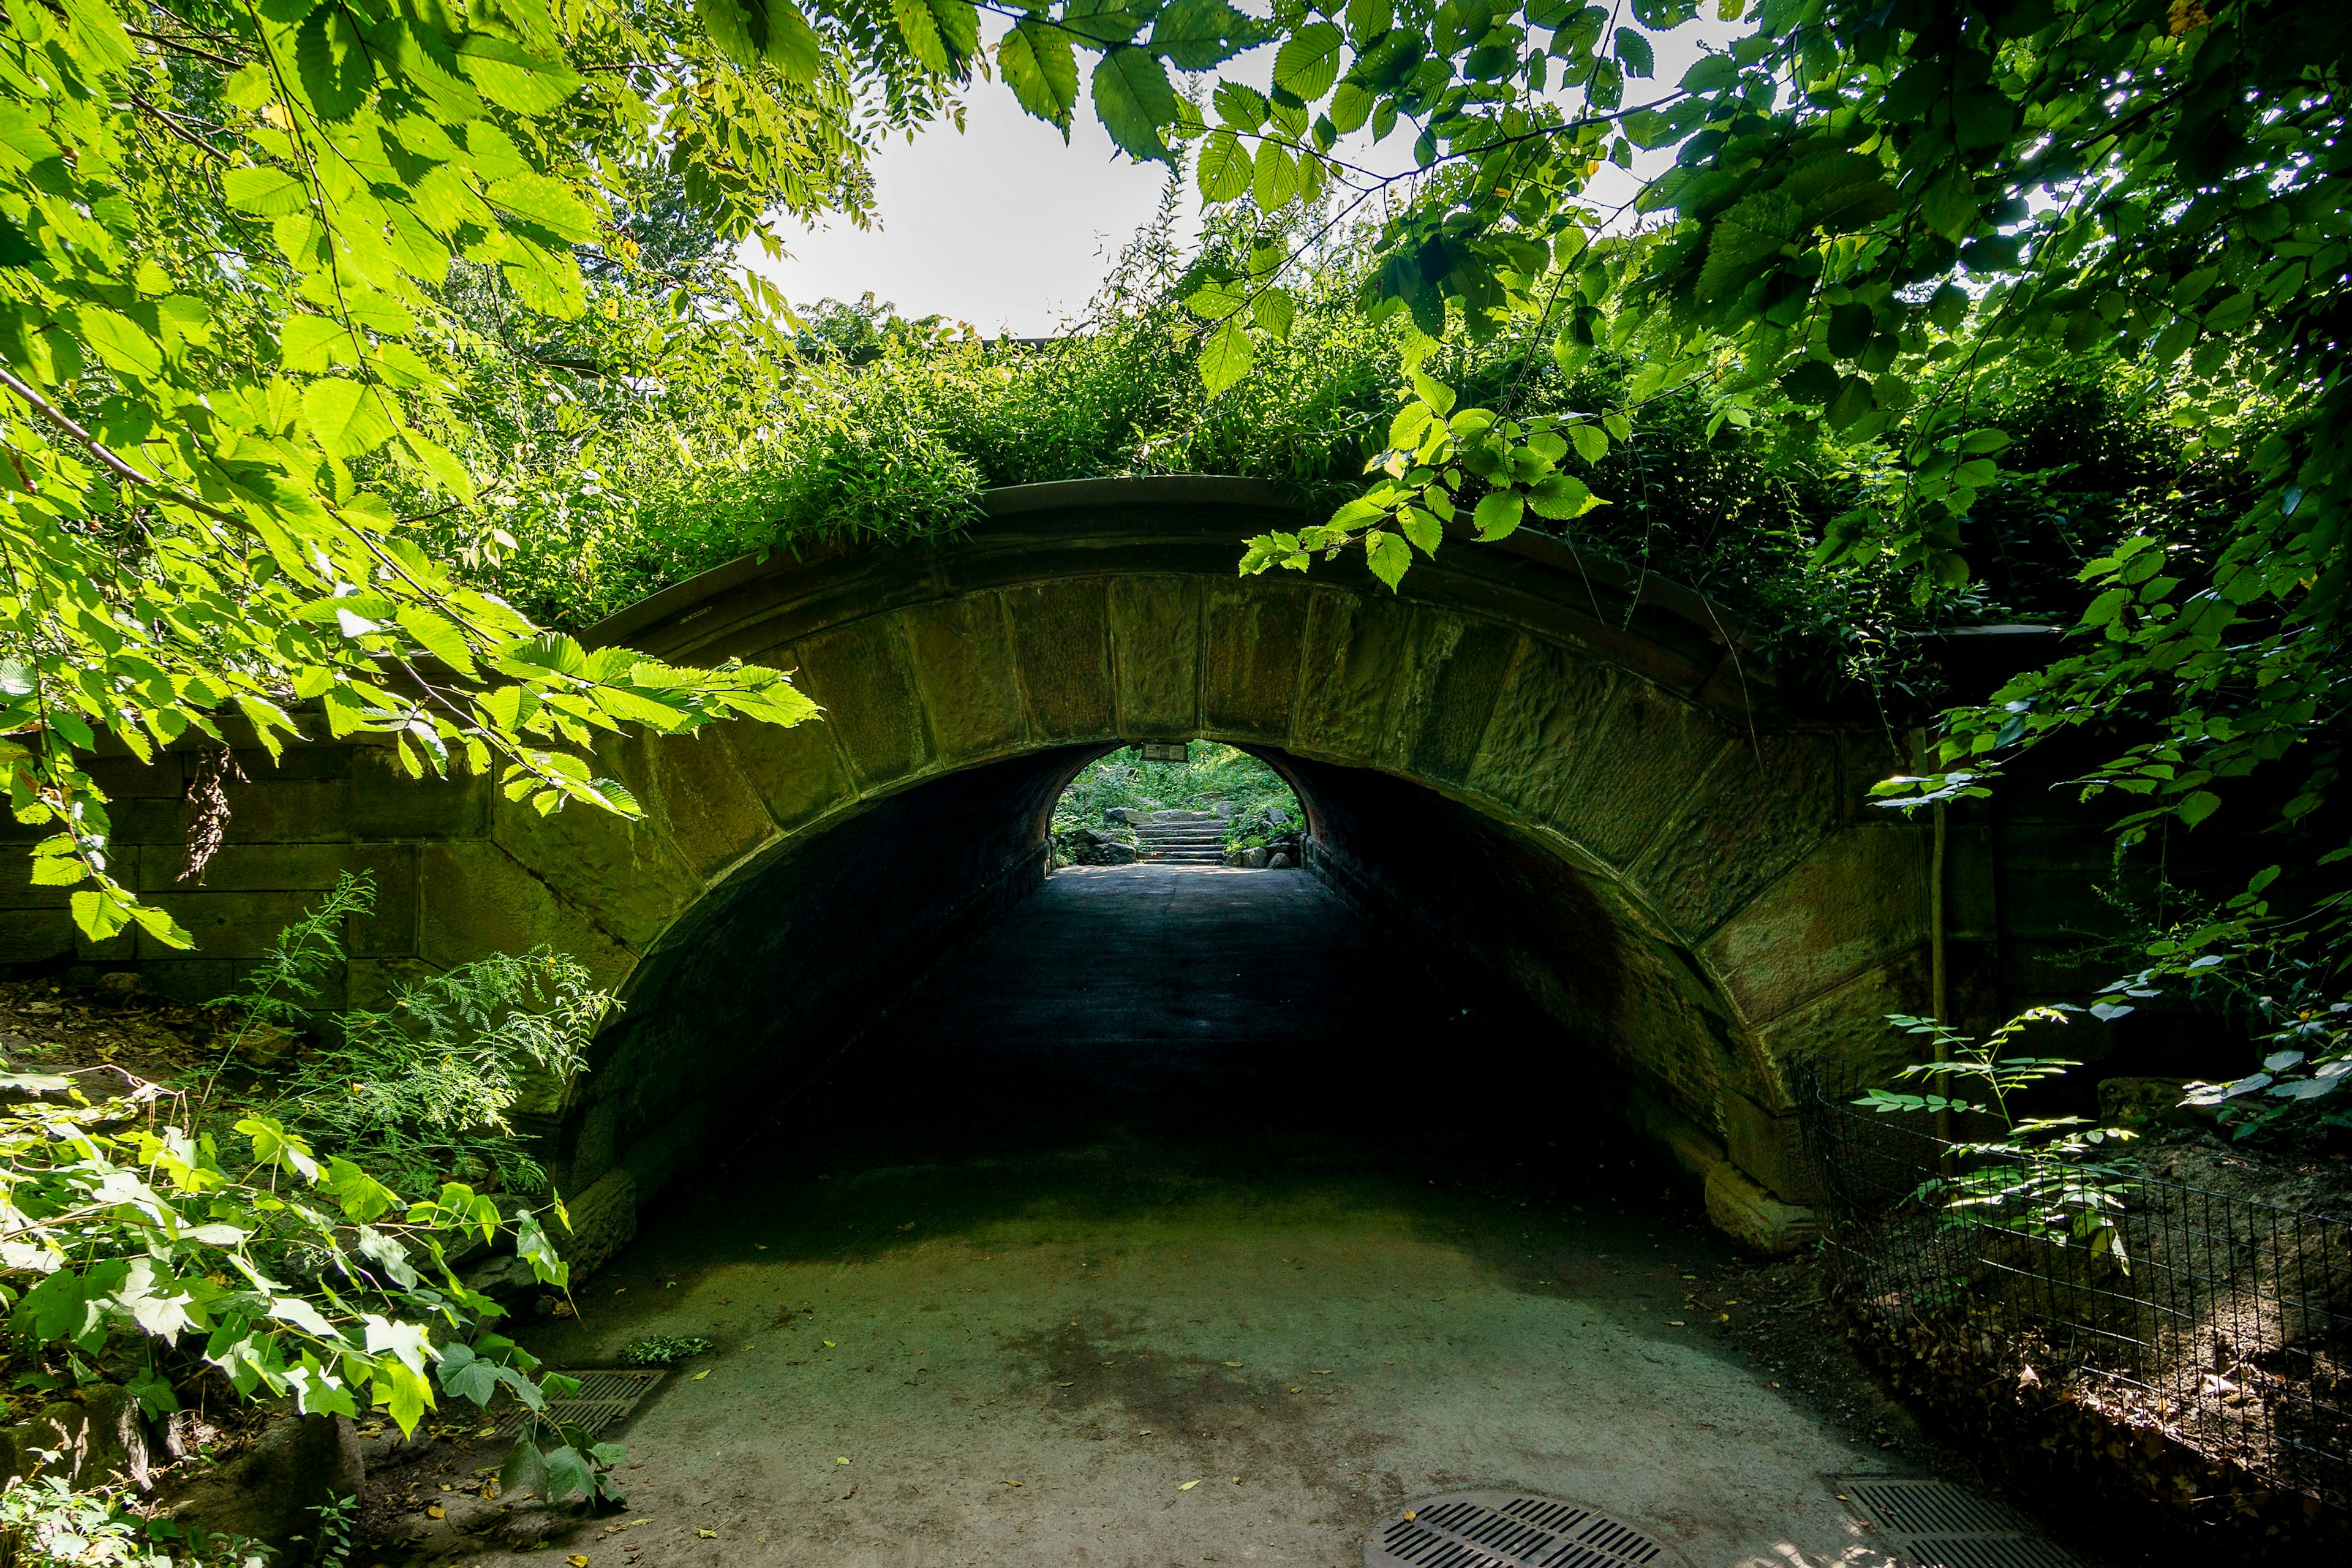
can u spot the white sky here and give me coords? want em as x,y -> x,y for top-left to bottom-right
740,21 -> 1738,336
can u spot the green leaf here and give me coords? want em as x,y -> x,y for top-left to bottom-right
1472,489 -> 1525,540
1198,315 -> 1253,396
1696,189 -> 1798,304
279,314 -> 352,372
1091,48 -> 1179,162
457,36 -> 582,115
1251,288 -> 1294,341
1614,27 -> 1654,78
294,7 -> 374,123
1365,529 -> 1411,589
1196,129 -> 1251,202
1273,21 -> 1345,103
487,173 -> 597,244
1000,21 -> 1080,132
1150,0 -> 1262,71
1251,140 -> 1298,209
1567,424 -> 1608,464
75,308 -> 162,379
222,165 -> 311,217
303,378 -> 398,458
1921,169 -> 1978,243
1781,148 -> 1897,232
891,0 -> 952,74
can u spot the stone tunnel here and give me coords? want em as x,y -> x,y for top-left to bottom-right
4,477 -> 2083,1265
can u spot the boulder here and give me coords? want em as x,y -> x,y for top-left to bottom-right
1243,846 -> 1270,869
92,971 -> 148,1007
1221,850 -> 1247,869
2098,1076 -> 2209,1131
159,1412 -> 364,1559
233,1024 -> 303,1070
1267,853 -> 1295,870
5,1384 -> 154,1490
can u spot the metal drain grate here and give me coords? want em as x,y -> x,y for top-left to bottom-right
1365,1492 -> 1675,1568
492,1368 -> 666,1439
1829,1476 -> 2082,1568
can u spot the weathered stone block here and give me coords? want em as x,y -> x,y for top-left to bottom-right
417,840 -> 639,992
1404,619 -> 1518,785
1202,578 -> 1308,741
350,745 -> 489,839
213,777 -> 350,843
137,888 -> 328,960
620,1104 -> 706,1204
556,1167 -> 637,1276
791,619 -> 932,787
1109,576 -> 1200,736
1703,1163 -> 1818,1253
1465,639 -> 1618,827
567,1096 -> 623,1191
134,959 -> 233,1005
1291,589 -> 1416,763
1719,1089 -> 1816,1202
903,595 -> 1030,762
135,840 -> 350,894
347,842 -> 418,957
718,698 -> 854,832
1698,823 -> 1929,1026
490,777 -> 701,954
642,728 -> 778,882
1634,730 -> 1844,941
1550,677 -> 1735,875
83,753 -> 184,799
1754,951 -> 1931,1100
1004,579 -> 1115,740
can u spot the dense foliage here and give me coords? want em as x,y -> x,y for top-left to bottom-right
1052,741 -> 1302,849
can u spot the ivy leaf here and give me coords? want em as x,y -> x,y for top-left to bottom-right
1197,315 -> 1253,396
1091,48 -> 1179,162
1272,21 -> 1345,102
1000,21 -> 1079,133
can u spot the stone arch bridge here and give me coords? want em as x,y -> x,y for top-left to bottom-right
6,478 -> 2073,1259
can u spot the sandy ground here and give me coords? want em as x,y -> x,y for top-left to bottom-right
367,868 -> 2025,1567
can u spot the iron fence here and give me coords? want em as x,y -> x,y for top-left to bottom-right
1798,1090 -> 2352,1510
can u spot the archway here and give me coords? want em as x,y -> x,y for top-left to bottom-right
502,478 -> 1929,1265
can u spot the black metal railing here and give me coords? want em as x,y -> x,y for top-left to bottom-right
1799,1090 -> 2352,1510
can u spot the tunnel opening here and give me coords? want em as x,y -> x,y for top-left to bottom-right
1048,741 -> 1306,868
564,737 -> 1758,1262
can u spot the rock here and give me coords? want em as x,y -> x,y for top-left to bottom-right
159,1412 -> 364,1559
1062,827 -> 1139,866
91,971 -> 147,1007
1267,853 -> 1295,870
12,1384 -> 153,1490
1243,846 -> 1270,869
554,1167 -> 638,1278
1222,850 -> 1247,868
462,1251 -> 544,1302
233,1024 -> 303,1070
2098,1076 -> 2209,1131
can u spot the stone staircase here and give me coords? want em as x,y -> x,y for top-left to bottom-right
1130,810 -> 1228,865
